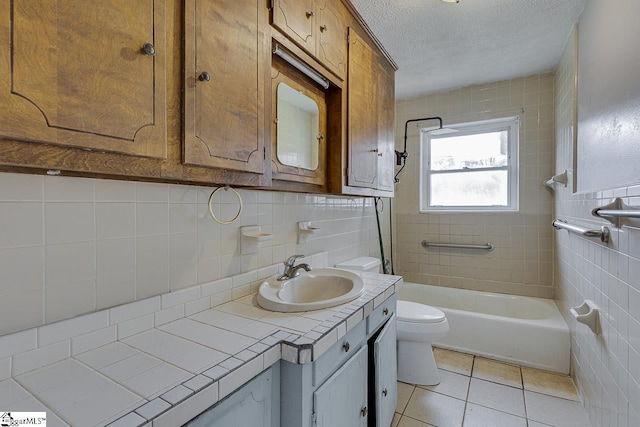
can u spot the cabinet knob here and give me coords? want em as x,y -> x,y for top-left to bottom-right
383,308 -> 389,315
141,43 -> 156,57
343,341 -> 350,352
361,406 -> 368,417
371,148 -> 379,153
378,152 -> 383,157
320,24 -> 327,32
382,388 -> 388,397
306,11 -> 314,18
198,72 -> 211,82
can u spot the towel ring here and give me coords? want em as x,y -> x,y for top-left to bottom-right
208,185 -> 243,225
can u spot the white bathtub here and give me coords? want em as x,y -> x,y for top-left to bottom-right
398,282 -> 570,374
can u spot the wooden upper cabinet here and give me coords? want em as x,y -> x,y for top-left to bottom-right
183,0 -> 267,174
316,0 -> 348,78
347,28 -> 395,193
347,29 -> 379,189
272,0 -> 316,54
271,0 -> 347,79
376,59 -> 395,192
0,0 -> 167,158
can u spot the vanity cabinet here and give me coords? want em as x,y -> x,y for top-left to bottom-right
183,0 -> 268,174
186,365 -> 280,427
347,29 -> 395,193
271,0 -> 348,79
372,314 -> 397,427
281,295 -> 397,427
314,346 -> 369,427
0,0 -> 167,158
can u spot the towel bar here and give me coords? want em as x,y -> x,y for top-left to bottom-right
421,241 -> 494,251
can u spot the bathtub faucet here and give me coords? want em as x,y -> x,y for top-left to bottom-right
278,254 -> 312,281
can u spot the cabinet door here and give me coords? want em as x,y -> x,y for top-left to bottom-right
376,60 -> 395,192
374,315 -> 397,427
314,345 -> 368,427
272,0 -> 316,54
347,29 -> 378,189
186,368 -> 274,427
0,0 -> 166,158
271,65 -> 327,186
184,0 -> 266,173
316,0 -> 347,79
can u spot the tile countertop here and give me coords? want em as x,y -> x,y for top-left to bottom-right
0,271 -> 400,427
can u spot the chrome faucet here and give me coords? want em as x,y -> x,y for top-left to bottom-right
278,254 -> 312,281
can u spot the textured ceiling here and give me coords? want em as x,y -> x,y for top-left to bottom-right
350,0 -> 587,99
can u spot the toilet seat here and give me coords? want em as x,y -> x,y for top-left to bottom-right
397,300 -> 445,323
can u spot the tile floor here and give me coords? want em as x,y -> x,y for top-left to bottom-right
392,348 -> 591,427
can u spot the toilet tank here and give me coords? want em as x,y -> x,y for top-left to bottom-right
335,257 -> 381,273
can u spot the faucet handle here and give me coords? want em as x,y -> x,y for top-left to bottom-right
285,254 -> 305,266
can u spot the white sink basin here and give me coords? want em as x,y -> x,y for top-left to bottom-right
257,268 -> 364,312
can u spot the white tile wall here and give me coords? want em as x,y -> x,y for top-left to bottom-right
554,27 -> 640,427
0,173 -> 390,336
394,73 -> 555,297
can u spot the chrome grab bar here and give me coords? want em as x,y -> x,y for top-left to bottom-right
552,219 -> 610,243
593,209 -> 640,219
592,197 -> 640,227
421,241 -> 494,251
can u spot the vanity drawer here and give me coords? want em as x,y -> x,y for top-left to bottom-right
313,320 -> 366,386
367,295 -> 396,334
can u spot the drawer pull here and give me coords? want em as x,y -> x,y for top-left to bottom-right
382,388 -> 388,397
383,308 -> 389,315
343,341 -> 350,352
361,406 -> 368,417
141,43 -> 156,56
198,72 -> 211,82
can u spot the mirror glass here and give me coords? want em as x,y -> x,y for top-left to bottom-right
276,83 -> 319,170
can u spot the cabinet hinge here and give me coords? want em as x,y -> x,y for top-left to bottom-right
311,412 -> 317,427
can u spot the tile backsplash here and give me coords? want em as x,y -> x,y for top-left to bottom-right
0,173 -> 390,336
393,73 -> 554,298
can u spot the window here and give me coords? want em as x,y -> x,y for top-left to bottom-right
420,117 -> 519,212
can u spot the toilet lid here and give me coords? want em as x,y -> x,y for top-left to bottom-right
397,301 -> 446,323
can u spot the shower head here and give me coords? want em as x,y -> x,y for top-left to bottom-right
394,116 -> 455,183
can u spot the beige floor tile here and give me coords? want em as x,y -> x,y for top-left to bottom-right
472,357 -> 522,389
404,387 -> 465,427
420,368 -> 470,400
392,412 -> 402,427
463,402 -> 527,427
433,347 -> 474,376
397,381 -> 416,413
521,367 -> 579,401
524,390 -> 590,426
398,415 -> 429,427
467,378 -> 525,417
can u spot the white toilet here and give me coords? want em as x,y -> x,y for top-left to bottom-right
334,257 -> 449,386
